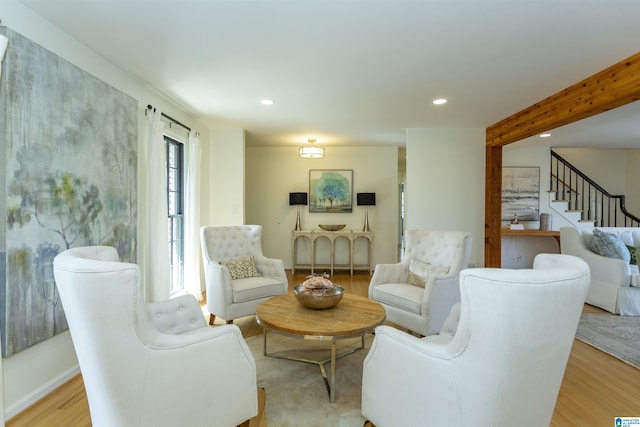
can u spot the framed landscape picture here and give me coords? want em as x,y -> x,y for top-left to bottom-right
502,166 -> 540,221
309,169 -> 353,213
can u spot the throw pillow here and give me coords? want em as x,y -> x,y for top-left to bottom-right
220,256 -> 261,280
590,229 -> 631,263
626,245 -> 639,265
408,258 -> 451,288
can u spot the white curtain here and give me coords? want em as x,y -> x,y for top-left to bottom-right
0,31 -> 7,427
145,110 -> 170,302
184,130 -> 203,301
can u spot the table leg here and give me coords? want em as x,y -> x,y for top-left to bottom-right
262,332 -> 367,403
263,330 -> 268,356
330,338 -> 337,402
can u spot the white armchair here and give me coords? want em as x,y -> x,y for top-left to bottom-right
368,229 -> 472,336
53,246 -> 258,427
362,254 -> 590,427
200,225 -> 288,324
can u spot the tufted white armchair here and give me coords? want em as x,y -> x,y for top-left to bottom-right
368,229 -> 472,336
53,246 -> 258,427
200,225 -> 288,324
362,254 -> 590,427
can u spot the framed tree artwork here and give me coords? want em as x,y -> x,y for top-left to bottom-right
309,169 -> 353,213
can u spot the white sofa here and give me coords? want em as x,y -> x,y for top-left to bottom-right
560,226 -> 640,315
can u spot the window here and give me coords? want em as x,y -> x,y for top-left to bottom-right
165,136 -> 184,294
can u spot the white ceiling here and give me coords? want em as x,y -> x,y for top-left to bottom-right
18,0 -> 640,149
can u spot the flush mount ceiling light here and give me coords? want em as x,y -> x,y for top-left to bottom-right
299,138 -> 325,158
259,99 -> 274,105
433,98 -> 448,105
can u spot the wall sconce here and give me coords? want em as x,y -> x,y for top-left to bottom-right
299,138 -> 324,158
289,192 -> 308,231
357,193 -> 376,232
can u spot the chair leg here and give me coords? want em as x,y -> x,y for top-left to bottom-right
209,313 -> 216,325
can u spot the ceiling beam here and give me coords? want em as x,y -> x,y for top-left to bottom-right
486,51 -> 640,147
484,50 -> 640,267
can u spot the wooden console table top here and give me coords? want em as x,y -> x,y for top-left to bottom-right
501,228 -> 560,246
501,229 -> 559,238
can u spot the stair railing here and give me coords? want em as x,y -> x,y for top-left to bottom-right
550,150 -> 640,227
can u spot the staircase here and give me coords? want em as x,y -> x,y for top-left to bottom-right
548,190 -> 595,230
548,150 -> 640,229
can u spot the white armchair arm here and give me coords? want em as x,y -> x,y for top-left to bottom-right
422,274 -> 461,334
362,325 -> 461,426
439,302 -> 461,338
146,294 -> 206,335
138,325 -> 258,426
254,255 -> 288,285
368,263 -> 409,296
203,260 -> 234,305
575,248 -> 630,286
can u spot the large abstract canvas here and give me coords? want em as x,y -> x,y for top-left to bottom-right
0,29 -> 138,356
502,167 -> 540,221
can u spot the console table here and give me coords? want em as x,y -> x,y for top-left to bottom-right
291,230 -> 373,275
501,228 -> 560,246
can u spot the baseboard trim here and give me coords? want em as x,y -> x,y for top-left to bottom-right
5,365 -> 80,420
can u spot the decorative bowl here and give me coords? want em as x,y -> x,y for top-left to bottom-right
319,224 -> 346,231
293,284 -> 345,310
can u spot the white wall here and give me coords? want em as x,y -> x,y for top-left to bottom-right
2,0 -> 240,418
405,128 -> 485,267
205,128 -> 246,226
245,146 -> 399,269
554,147 -> 640,221
626,149 -> 640,214
554,147 -> 628,195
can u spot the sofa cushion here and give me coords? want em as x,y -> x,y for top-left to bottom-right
220,256 -> 261,280
408,258 -> 451,288
590,229 -> 631,262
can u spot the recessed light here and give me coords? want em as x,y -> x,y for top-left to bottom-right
259,99 -> 274,105
540,133 -> 551,138
433,98 -> 447,105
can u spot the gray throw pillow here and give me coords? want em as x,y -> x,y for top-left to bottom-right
590,229 -> 631,262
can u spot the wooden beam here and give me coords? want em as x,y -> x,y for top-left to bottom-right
486,51 -> 640,147
484,146 -> 502,267
484,50 -> 640,267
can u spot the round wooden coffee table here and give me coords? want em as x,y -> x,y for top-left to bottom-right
256,292 -> 385,402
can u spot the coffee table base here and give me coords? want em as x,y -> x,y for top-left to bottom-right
262,330 -> 366,403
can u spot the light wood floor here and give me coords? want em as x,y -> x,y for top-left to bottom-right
7,271 -> 640,426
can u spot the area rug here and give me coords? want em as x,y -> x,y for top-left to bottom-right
246,333 -> 372,427
575,312 -> 640,369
